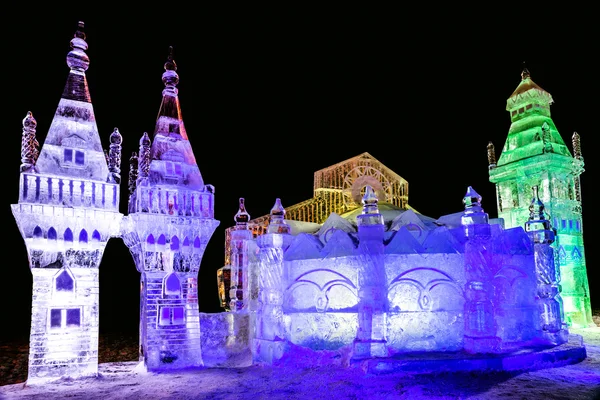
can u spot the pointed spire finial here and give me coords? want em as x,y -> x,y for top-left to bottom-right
521,61 -> 530,80
463,186 -> 482,211
67,21 -> 89,72
234,198 -> 251,228
162,46 -> 179,96
361,185 -> 380,215
461,186 -> 490,232
267,198 -> 290,234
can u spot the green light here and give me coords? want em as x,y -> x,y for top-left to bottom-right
489,69 -> 593,328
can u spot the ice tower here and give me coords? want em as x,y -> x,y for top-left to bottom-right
488,67 -> 593,328
11,22 -> 123,384
121,47 -> 219,371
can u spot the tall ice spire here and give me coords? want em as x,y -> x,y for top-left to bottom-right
33,20 -> 109,181
146,46 -> 204,190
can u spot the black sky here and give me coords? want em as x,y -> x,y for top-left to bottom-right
3,11 -> 598,337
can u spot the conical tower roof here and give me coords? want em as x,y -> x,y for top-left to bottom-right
497,67 -> 571,166
35,21 -> 109,181
147,47 -> 204,189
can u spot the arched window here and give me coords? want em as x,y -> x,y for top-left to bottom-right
157,234 -> 166,246
79,229 -> 88,243
170,235 -> 180,251
147,234 -> 155,244
183,236 -> 191,247
55,268 -> 74,292
48,227 -> 58,240
158,273 -> 185,327
163,273 -> 181,297
33,226 -> 43,238
194,236 -> 201,248
92,230 -> 101,242
64,228 -> 73,242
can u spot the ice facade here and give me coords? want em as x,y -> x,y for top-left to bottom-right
10,21 -> 587,385
212,184 -> 569,365
488,68 -> 593,328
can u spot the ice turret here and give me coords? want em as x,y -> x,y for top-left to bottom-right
489,66 -> 593,328
11,21 -> 123,385
121,47 -> 219,371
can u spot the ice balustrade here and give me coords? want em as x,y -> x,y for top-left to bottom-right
135,184 -> 214,218
19,172 -> 120,211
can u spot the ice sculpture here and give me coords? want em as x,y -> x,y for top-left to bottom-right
488,67 -> 593,328
120,46 -> 219,371
11,21 -> 588,385
11,22 -> 123,385
214,183 -> 573,366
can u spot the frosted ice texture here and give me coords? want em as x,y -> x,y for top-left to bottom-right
12,22 -> 574,384
121,46 -> 219,371
11,22 -> 123,385
232,185 -> 567,363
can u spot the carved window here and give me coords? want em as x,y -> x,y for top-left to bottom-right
63,148 -> 85,167
158,273 -> 185,327
49,308 -> 81,329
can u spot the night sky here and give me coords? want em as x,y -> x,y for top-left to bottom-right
3,12 -> 598,338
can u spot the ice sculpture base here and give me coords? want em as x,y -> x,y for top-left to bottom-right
254,339 -> 288,364
199,312 -> 253,368
352,339 -> 387,359
354,334 -> 587,375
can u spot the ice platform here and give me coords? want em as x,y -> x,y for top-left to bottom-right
353,334 -> 587,375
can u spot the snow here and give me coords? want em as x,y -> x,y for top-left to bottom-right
1,325 -> 599,400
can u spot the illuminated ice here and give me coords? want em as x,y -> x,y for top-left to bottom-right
11,22 -> 123,385
11,21 -> 586,386
121,45 -> 219,372
215,183 -> 570,365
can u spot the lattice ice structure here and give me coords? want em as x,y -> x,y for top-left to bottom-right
224,152 -> 409,266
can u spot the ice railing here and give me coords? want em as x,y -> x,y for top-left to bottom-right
135,185 -> 215,218
19,173 -> 120,211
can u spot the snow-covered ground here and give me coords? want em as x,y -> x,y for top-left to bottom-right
1,324 -> 599,400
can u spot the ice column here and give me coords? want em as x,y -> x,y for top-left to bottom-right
525,185 -> 569,345
461,186 -> 500,353
230,198 -> 252,312
254,198 -> 292,363
353,185 -> 388,359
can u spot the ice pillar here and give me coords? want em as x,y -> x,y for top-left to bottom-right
525,185 -> 569,345
254,199 -> 292,363
461,186 -> 500,353
353,185 -> 388,359
230,198 -> 252,312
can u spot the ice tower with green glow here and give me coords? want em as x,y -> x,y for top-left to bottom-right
488,67 -> 593,328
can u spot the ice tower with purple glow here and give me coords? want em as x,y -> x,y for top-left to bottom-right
11,22 -> 123,385
121,47 -> 219,371
488,67 -> 593,328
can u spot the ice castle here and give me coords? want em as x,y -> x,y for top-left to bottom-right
11,22 -> 590,385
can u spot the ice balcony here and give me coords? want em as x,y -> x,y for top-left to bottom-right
18,172 -> 120,212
